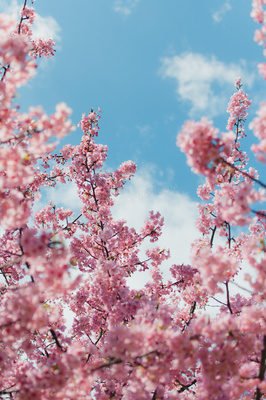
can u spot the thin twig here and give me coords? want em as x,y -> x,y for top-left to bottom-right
220,158 -> 266,189
49,329 -> 66,352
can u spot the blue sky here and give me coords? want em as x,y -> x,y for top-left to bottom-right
1,0 -> 265,272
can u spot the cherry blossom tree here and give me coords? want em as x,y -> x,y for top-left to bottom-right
0,1 -> 265,399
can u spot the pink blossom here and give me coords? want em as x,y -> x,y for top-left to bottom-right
177,118 -> 221,175
20,6 -> 35,25
177,118 -> 235,181
191,243 -> 239,294
30,38 -> 55,59
226,86 -> 251,132
140,211 -> 164,242
251,6 -> 264,23
254,28 -> 265,44
20,228 -> 49,259
213,181 -> 266,226
250,102 -> 266,161
0,2 -> 266,399
258,61 -> 266,78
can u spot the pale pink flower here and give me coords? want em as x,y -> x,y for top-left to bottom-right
226,87 -> 251,131
250,102 -> 266,161
177,118 -> 221,175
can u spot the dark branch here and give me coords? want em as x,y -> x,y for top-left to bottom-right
50,329 -> 66,352
220,158 -> 266,190
255,335 -> 266,400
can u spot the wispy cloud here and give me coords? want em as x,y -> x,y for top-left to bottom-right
42,181 -> 82,211
113,0 -> 140,16
32,14 -> 61,41
0,0 -> 20,15
212,1 -> 232,23
136,124 -> 152,137
160,52 -> 255,117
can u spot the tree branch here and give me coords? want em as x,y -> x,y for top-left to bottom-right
49,329 -> 66,352
255,335 -> 266,400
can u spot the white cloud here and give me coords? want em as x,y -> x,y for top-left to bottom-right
113,0 -> 140,16
43,181 -> 82,211
0,0 -> 20,15
32,14 -> 61,42
136,124 -> 152,137
160,52 -> 255,117
32,181 -> 82,226
212,1 -> 232,23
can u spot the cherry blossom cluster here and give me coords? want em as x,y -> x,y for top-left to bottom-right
250,102 -> 266,162
251,0 -> 266,78
177,117 -> 234,177
19,5 -> 55,59
0,0 -> 266,399
176,75 -> 266,399
226,77 -> 252,133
